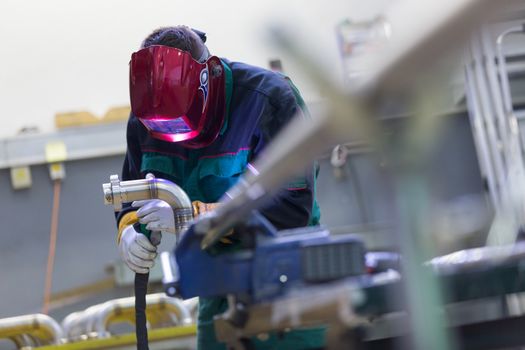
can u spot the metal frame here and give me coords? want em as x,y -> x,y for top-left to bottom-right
464,21 -> 525,245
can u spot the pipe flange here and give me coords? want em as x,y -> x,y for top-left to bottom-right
146,173 -> 158,199
109,175 -> 122,211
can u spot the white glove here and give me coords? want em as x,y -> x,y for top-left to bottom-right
133,199 -> 176,234
119,225 -> 161,274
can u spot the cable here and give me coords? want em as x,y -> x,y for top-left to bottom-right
135,273 -> 150,350
42,180 -> 62,314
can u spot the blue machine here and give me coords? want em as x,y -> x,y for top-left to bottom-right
162,213 -> 366,302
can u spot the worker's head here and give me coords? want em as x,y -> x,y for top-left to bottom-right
129,26 -> 226,148
141,26 -> 210,63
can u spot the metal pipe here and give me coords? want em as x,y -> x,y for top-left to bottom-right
481,26 -> 511,152
63,304 -> 104,341
183,298 -> 199,320
496,25 -> 525,116
470,39 -> 508,208
11,334 -> 37,348
91,294 -> 191,337
61,294 -> 192,341
61,311 -> 86,341
103,173 -> 193,232
464,63 -> 500,208
0,314 -> 63,346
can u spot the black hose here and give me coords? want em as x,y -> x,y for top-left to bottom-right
135,272 -> 149,350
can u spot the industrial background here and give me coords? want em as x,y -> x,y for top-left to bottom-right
2,1 -> 525,350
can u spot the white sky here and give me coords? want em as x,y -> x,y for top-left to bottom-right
0,0 -> 390,138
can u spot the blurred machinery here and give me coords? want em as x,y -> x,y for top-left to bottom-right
465,19 -> 525,246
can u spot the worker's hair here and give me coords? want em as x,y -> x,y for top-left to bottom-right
141,26 -> 195,50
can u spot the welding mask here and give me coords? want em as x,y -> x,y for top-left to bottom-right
130,45 -> 226,148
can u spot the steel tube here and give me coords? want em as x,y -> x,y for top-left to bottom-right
0,314 -> 63,345
61,293 -> 192,341
92,294 -> 192,337
103,174 -> 193,232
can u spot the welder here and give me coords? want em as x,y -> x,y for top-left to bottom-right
115,25 -> 324,350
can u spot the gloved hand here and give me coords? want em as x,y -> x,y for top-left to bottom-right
133,199 -> 176,234
119,225 -> 161,274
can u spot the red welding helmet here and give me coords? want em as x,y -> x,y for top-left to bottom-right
130,45 -> 226,148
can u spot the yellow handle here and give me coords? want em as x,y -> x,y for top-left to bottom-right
117,212 -> 140,244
